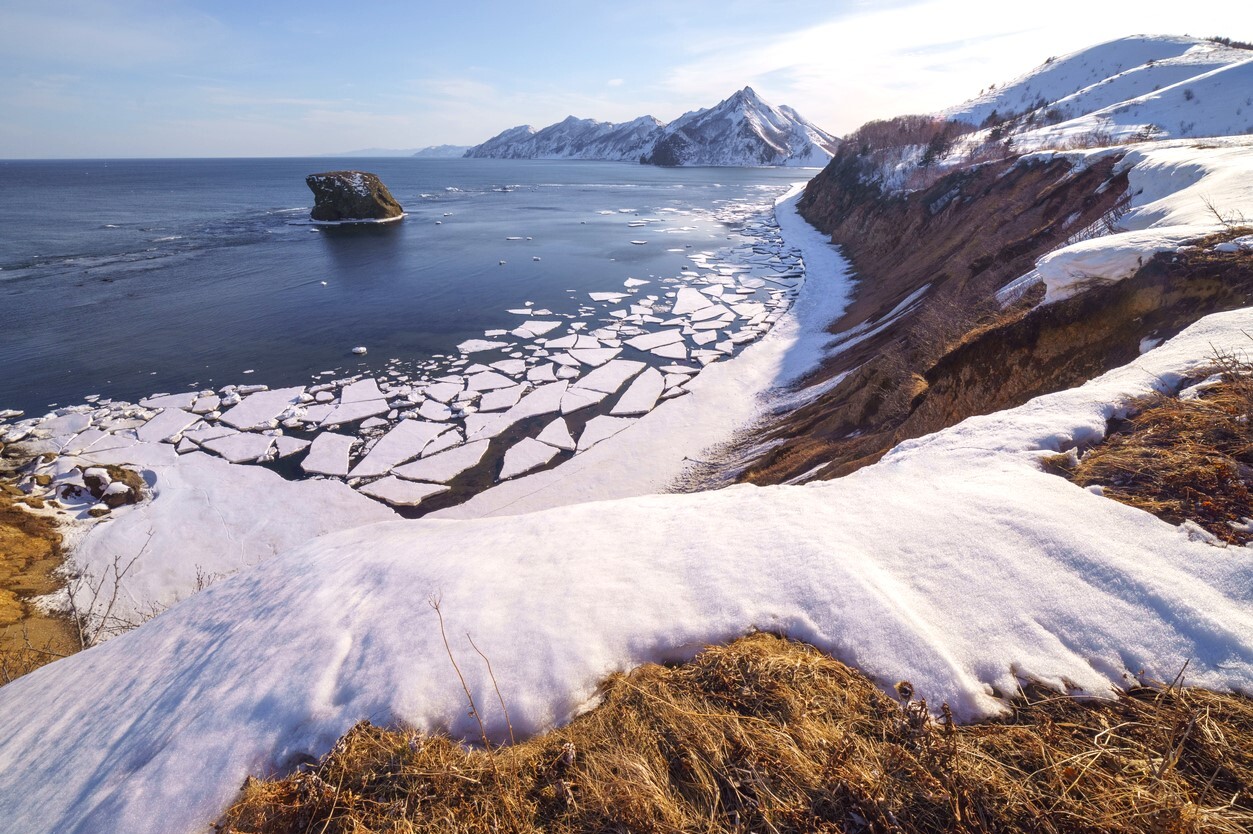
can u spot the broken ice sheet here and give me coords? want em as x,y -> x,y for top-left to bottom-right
535,417 -> 576,451
218,387 -> 305,431
610,368 -> 664,416
576,415 -> 636,452
392,439 -> 491,484
572,359 -> 645,394
301,432 -> 356,477
498,438 -> 559,480
348,420 -> 452,478
201,432 -> 275,464
358,477 -> 449,507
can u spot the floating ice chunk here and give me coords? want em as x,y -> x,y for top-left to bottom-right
700,286 -> 725,298
183,425 -> 238,446
349,420 -> 452,478
544,334 -> 577,349
555,365 -> 579,380
629,240 -> 647,245
526,363 -> 557,383
610,368 -> 664,416
274,436 -> 311,458
418,400 -> 453,422
423,382 -> 463,403
192,395 -> 221,414
339,379 -> 384,403
360,417 -> 387,430
319,399 -> 391,427
624,278 -> 650,288
535,417 -> 576,451
588,292 -> 629,302
572,359 -> 645,394
393,439 -> 490,483
478,384 -> 528,412
560,387 -> 609,415
352,346 -> 368,355
491,359 -> 527,376
136,409 -> 201,444
692,319 -> 728,331
569,347 -> 621,367
659,364 -> 697,375
202,432 -> 275,464
358,477 -> 449,507
690,303 -> 733,322
139,392 -> 198,410
219,387 -> 305,430
714,340 -> 734,355
624,329 -> 683,351
730,330 -> 758,345
499,438 -> 560,480
301,433 -> 355,476
670,287 -> 714,316
457,339 -> 510,353
510,321 -> 562,338
465,371 -> 517,392
663,373 -> 692,389
421,428 -> 463,457
732,302 -> 766,319
650,342 -> 688,360
37,412 -> 93,436
576,415 -> 636,451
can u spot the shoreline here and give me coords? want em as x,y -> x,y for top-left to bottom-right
432,183 -> 854,517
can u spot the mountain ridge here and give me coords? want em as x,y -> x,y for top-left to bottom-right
465,87 -> 840,167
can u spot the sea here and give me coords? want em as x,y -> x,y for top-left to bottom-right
0,158 -> 804,418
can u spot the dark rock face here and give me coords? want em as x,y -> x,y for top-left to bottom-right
305,171 -> 404,222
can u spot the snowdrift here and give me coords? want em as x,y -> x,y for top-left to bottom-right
0,305 -> 1251,834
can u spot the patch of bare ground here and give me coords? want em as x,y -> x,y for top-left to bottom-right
0,471 -> 77,684
1048,352 -> 1253,546
219,633 -> 1253,834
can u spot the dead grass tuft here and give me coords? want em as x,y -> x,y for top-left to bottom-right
1056,352 -> 1253,545
219,633 -> 1253,833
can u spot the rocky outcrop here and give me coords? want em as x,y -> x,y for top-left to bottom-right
305,171 -> 404,222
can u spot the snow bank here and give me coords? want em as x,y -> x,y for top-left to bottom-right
434,183 -> 854,517
1018,138 -> 1253,303
63,447 -> 394,623
1,306 -> 1252,834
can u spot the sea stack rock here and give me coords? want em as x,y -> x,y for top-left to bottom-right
305,171 -> 404,222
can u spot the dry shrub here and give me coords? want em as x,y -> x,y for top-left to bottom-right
1059,356 -> 1253,545
219,633 -> 1253,834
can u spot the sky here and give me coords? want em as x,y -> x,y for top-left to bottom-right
0,0 -> 1249,158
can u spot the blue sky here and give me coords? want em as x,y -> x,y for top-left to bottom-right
0,0 -> 1248,157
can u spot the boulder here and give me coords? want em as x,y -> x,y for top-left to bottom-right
305,171 -> 404,222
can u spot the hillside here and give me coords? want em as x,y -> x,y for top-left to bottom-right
1,32 -> 1253,834
465,87 -> 839,167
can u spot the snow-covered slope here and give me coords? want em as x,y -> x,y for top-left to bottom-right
1,305 -> 1251,834
464,115 -> 662,161
465,88 -> 839,167
939,35 -> 1253,151
943,35 -> 1249,127
998,136 -> 1253,304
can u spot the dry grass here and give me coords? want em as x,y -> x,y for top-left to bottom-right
219,633 -> 1253,833
1054,357 -> 1253,545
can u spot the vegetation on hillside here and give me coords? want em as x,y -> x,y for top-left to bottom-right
220,633 -> 1253,834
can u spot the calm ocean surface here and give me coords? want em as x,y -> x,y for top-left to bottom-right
0,158 -> 803,417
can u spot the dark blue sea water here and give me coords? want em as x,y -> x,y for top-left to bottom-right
0,158 -> 802,416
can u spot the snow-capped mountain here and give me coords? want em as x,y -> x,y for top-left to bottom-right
641,87 -> 839,167
464,115 -> 662,161
942,35 -> 1253,147
465,87 -> 839,167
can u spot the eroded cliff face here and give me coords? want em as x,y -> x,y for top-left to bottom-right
728,150 -> 1253,486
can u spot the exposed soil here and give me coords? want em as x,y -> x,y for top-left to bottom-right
732,149 -> 1253,484
0,479 -> 77,683
220,632 -> 1253,834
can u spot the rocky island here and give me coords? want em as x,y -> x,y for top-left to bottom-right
305,171 -> 404,223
